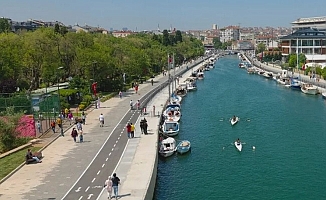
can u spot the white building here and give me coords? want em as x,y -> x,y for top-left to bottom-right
212,24 -> 218,30
291,16 -> 326,31
219,26 -> 240,43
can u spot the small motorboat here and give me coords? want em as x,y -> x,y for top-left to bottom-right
176,140 -> 191,154
159,137 -> 176,157
230,117 -> 239,126
301,83 -> 318,95
322,92 -> 326,99
162,120 -> 180,136
234,141 -> 242,152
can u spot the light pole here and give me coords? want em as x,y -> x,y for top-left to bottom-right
57,66 -> 64,136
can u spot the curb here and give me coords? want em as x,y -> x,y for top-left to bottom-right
0,124 -> 74,185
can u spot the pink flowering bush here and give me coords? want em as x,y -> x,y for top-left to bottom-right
16,115 -> 36,138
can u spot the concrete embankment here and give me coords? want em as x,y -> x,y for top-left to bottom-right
97,58 -> 209,200
241,53 -> 326,93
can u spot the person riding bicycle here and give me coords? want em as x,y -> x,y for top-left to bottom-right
99,113 -> 104,127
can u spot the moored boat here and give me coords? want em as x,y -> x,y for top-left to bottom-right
197,72 -> 204,79
162,120 -> 180,136
159,137 -> 176,157
290,77 -> 301,90
322,92 -> 326,99
176,140 -> 191,154
301,83 -> 318,95
163,104 -> 181,122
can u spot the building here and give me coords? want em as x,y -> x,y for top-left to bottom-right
219,26 -> 240,43
212,24 -> 218,30
280,28 -> 326,63
291,16 -> 326,32
111,31 -> 134,38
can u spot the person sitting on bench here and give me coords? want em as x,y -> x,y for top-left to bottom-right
26,149 -> 42,164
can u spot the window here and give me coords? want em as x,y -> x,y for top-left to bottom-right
314,40 -> 320,46
302,40 -> 313,46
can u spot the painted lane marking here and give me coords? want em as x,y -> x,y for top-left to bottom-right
116,140 -> 118,143
111,148 -> 114,151
97,170 -> 100,175
91,178 -> 96,183
75,187 -> 81,192
118,137 -> 120,140
106,157 -> 108,161
113,144 -> 116,147
85,186 -> 90,192
109,152 -> 111,156
87,194 -> 93,199
102,163 -> 105,168
78,196 -> 83,200
61,107 -> 131,200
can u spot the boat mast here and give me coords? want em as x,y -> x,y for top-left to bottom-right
173,53 -> 176,94
296,37 -> 299,77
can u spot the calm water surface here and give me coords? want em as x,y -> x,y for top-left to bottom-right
154,56 -> 326,200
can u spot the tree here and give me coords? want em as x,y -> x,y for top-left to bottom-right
175,30 -> 182,43
213,38 -> 222,49
0,18 -> 11,33
162,30 -> 170,46
256,43 -> 266,53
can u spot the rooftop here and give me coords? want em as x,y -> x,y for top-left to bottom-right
292,16 -> 326,24
280,28 -> 326,40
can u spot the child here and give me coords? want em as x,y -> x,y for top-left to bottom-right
79,130 -> 84,143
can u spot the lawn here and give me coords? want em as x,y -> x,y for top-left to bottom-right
0,146 -> 41,180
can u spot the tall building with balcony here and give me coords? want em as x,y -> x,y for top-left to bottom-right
291,16 -> 326,32
219,26 -> 240,42
280,28 -> 326,63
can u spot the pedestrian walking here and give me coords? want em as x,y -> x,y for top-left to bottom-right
151,79 -> 154,86
104,176 -> 113,199
111,173 -> 120,199
135,85 -> 139,94
136,100 -> 140,110
50,121 -> 56,133
119,91 -> 122,98
79,130 -> 84,143
126,123 -> 132,138
68,112 -> 73,125
143,118 -> 148,135
76,121 -> 83,131
130,123 -> 135,138
81,112 -> 86,125
130,100 -> 133,110
71,128 -> 78,142
36,120 -> 42,133
99,113 -> 104,127
140,120 -> 144,134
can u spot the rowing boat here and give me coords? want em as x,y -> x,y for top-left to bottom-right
234,141 -> 242,152
231,117 -> 239,126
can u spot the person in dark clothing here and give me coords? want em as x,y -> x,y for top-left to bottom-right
151,79 -> 154,86
143,120 -> 148,135
71,128 -> 78,142
111,173 -> 120,199
140,120 -> 144,134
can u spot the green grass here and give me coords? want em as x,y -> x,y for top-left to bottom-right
0,146 -> 41,180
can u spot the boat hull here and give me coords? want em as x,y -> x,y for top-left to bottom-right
231,117 -> 239,126
176,140 -> 191,154
234,142 -> 242,151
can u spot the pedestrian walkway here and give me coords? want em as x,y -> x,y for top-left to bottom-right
97,62 -> 206,200
0,57 -> 208,200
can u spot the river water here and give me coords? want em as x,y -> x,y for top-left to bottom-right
154,55 -> 326,200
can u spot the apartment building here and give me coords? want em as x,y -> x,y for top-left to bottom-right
219,26 -> 240,42
291,16 -> 326,32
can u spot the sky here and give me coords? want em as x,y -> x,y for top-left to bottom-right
1,0 -> 326,31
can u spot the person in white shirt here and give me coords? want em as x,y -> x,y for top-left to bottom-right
99,113 -> 104,127
130,100 -> 133,110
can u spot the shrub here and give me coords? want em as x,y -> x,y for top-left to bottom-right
79,103 -> 86,111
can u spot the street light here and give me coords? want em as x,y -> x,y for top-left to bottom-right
57,66 -> 64,137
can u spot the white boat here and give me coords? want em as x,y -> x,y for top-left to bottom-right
322,92 -> 326,99
170,94 -> 182,104
163,104 -> 181,122
234,141 -> 242,152
186,82 -> 197,91
176,84 -> 187,97
230,117 -> 239,126
176,140 -> 191,154
262,71 -> 273,79
159,137 -> 176,157
162,120 -> 180,136
301,83 -> 318,95
197,72 -> 204,79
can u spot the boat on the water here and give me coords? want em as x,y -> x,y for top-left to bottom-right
230,116 -> 239,126
301,83 -> 318,95
163,104 -> 181,122
290,77 -> 301,90
322,92 -> 326,99
176,140 -> 191,154
197,72 -> 204,79
176,84 -> 187,97
234,141 -> 242,152
159,137 -> 176,157
162,120 -> 180,136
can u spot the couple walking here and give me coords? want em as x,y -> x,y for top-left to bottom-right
104,173 -> 121,199
126,122 -> 135,138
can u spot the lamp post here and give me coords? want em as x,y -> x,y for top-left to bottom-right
57,66 -> 64,136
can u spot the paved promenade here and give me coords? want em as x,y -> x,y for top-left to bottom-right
0,57 -> 207,200
96,59 -> 206,200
